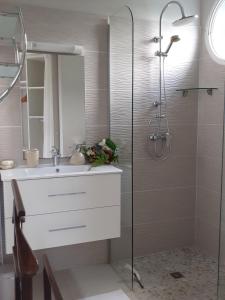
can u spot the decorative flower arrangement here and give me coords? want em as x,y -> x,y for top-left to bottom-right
82,138 -> 118,166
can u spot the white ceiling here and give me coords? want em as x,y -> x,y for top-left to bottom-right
2,0 -> 200,21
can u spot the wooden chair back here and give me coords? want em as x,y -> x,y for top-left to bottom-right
43,254 -> 64,300
12,179 -> 64,300
12,179 -> 39,300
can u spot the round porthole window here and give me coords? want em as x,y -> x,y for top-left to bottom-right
207,0 -> 225,64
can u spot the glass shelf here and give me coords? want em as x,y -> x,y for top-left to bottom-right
176,88 -> 218,97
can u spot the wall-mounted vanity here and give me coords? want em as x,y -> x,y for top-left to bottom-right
1,164 -> 122,254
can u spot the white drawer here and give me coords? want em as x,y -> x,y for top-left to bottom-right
4,173 -> 121,218
5,206 -> 120,254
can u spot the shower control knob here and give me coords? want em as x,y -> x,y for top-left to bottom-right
153,101 -> 160,107
149,134 -> 158,141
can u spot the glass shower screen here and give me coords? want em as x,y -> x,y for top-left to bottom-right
109,6 -> 134,289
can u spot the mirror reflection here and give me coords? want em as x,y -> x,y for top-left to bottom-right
21,51 -> 85,158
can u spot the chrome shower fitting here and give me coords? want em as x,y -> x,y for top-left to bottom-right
149,133 -> 168,141
148,1 -> 198,161
155,35 -> 181,57
153,1 -> 198,51
165,35 -> 181,54
155,34 -> 181,57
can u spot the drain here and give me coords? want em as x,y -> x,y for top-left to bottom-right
170,272 -> 184,279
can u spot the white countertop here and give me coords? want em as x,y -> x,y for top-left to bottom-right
0,164 -> 122,181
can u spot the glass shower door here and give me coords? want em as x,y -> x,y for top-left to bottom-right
218,104 -> 225,299
109,6 -> 134,289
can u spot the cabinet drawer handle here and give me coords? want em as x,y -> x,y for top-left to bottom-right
49,225 -> 87,232
48,192 -> 86,197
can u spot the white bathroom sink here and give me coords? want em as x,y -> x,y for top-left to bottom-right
0,164 -> 122,181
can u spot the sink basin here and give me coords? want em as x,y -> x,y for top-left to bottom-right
22,164 -> 91,176
0,164 -> 122,181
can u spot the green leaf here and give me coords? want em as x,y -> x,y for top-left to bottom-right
106,138 -> 117,151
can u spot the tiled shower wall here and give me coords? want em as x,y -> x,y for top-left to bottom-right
0,4 -> 109,266
195,0 -> 225,257
133,18 -> 200,256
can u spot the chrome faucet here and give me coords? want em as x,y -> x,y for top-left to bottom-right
51,146 -> 60,166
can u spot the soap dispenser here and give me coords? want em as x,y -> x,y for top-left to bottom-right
69,144 -> 85,165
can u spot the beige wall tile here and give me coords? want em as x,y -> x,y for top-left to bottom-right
134,218 -> 195,257
0,127 -> 23,163
134,156 -> 196,191
85,89 -> 108,127
196,187 -> 220,228
195,218 -> 220,257
197,124 -> 223,158
134,187 -> 195,225
35,241 -> 108,270
197,156 -> 222,193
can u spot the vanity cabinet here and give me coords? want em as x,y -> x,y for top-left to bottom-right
2,168 -> 121,254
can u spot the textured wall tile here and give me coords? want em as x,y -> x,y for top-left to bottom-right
110,52 -> 132,92
134,156 -> 196,191
197,156 -> 222,193
196,186 -> 220,228
134,218 -> 195,256
133,187 -> 195,225
85,52 -> 108,91
120,163 -> 132,195
110,226 -> 132,261
198,57 -> 225,90
110,15 -> 133,54
0,88 -> 21,127
195,218 -> 220,257
85,89 -> 108,127
198,90 -> 224,125
110,90 -> 132,127
0,127 -> 23,163
22,5 -> 108,52
86,125 -> 109,145
164,60 -> 199,89
35,240 -> 108,270
197,124 -> 223,158
121,192 -> 132,227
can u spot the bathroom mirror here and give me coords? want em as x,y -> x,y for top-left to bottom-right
21,48 -> 85,158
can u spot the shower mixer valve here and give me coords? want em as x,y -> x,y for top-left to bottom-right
155,50 -> 168,57
152,36 -> 163,43
149,132 -> 170,142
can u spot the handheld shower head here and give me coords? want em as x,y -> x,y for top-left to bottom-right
164,35 -> 181,55
170,35 -> 180,43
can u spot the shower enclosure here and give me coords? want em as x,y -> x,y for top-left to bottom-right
109,2 -> 223,300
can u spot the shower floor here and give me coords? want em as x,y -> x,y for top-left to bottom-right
113,247 -> 218,300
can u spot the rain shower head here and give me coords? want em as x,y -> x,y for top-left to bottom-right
172,14 -> 199,26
